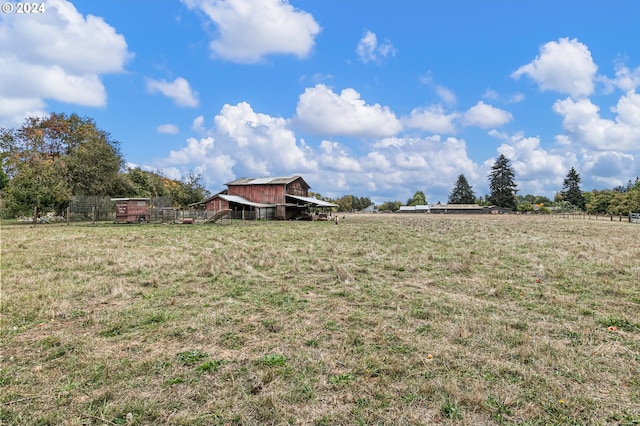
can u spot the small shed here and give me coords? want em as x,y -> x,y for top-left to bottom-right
111,198 -> 150,223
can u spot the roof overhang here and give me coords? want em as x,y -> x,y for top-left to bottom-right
218,194 -> 275,208
286,194 -> 338,208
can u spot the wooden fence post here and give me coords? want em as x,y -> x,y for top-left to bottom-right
67,206 -> 70,226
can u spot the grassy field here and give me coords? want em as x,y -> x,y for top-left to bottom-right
1,214 -> 639,425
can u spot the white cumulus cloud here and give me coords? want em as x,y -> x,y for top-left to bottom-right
163,136 -> 236,185
495,135 -> 567,186
156,102 -> 317,186
182,0 -> 320,63
368,135 -> 480,203
319,140 -> 362,172
0,0 -> 131,125
512,38 -> 597,98
611,64 -> 640,92
581,150 -> 638,188
402,106 -> 459,134
356,30 -> 397,64
0,97 -> 47,127
294,84 -> 402,138
463,101 -> 513,128
553,92 -> 640,151
146,77 -> 199,107
213,102 -> 316,175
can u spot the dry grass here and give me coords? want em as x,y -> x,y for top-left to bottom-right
1,214 -> 639,425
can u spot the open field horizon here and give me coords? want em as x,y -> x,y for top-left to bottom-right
1,215 -> 639,425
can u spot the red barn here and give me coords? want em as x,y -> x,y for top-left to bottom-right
201,176 -> 336,220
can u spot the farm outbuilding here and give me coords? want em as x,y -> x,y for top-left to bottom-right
200,176 -> 337,220
429,204 -> 487,214
397,204 -> 513,214
398,205 -> 430,213
111,198 -> 150,223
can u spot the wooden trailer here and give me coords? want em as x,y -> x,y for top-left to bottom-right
111,198 -> 151,223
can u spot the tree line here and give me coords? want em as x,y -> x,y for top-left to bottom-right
1,114 -> 638,217
378,154 -> 521,211
0,114 -> 210,217
308,193 -> 373,212
377,154 -> 640,215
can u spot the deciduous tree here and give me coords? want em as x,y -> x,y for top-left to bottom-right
407,190 -> 427,206
1,113 -> 125,215
4,156 -> 71,214
378,201 -> 401,212
173,171 -> 211,207
66,134 -> 124,196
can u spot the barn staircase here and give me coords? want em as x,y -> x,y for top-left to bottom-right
202,209 -> 232,223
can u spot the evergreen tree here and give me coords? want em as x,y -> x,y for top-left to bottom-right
560,167 -> 585,210
488,154 -> 518,210
448,174 -> 476,204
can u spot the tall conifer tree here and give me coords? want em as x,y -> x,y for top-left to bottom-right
448,174 -> 476,204
560,167 -> 585,210
488,154 -> 518,209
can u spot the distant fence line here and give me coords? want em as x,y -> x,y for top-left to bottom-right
5,197 -> 639,225
551,212 -> 638,223
2,195 -> 220,224
61,196 -> 209,223
65,196 -> 221,223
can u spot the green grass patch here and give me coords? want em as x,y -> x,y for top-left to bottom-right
258,354 -> 287,367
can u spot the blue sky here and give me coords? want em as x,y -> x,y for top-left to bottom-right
1,0 -> 639,204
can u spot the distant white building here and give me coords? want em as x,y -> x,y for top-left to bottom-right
397,204 -> 510,214
398,205 -> 430,213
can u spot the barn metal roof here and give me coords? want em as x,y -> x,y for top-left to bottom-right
225,176 -> 309,187
286,194 -> 338,207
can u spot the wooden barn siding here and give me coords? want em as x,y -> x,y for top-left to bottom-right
285,180 -> 309,197
277,205 -> 287,219
205,198 -> 229,212
228,184 -> 286,204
